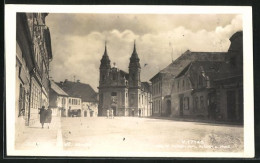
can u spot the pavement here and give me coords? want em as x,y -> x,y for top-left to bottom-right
14,116 -> 244,156
61,117 -> 244,153
15,116 -> 63,152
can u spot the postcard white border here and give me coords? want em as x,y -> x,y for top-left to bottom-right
5,5 -> 254,158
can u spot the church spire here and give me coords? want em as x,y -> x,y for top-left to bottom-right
129,40 -> 140,68
100,41 -> 111,69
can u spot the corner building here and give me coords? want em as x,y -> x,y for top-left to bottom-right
98,42 -> 152,117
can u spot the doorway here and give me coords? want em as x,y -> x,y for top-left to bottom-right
179,97 -> 183,116
227,90 -> 236,121
166,100 -> 171,116
111,106 -> 116,116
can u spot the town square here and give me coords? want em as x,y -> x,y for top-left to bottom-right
6,5 -> 254,157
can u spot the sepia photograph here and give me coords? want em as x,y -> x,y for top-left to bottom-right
5,5 -> 254,157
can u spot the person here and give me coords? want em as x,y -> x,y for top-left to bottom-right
107,109 -> 109,119
111,109 -> 114,119
138,109 -> 141,117
45,106 -> 52,129
39,106 -> 47,129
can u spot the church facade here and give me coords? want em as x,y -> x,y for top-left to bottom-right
98,42 -> 152,117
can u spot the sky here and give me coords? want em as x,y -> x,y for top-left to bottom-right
45,14 -> 242,91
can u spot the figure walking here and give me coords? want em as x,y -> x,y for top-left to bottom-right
45,106 -> 52,129
138,109 -> 141,117
111,109 -> 114,119
39,106 -> 47,129
107,109 -> 109,118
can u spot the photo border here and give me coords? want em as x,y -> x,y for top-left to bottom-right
4,4 -> 254,159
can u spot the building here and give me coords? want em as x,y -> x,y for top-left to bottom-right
16,13 -> 52,126
214,31 -> 243,122
140,82 -> 153,116
49,81 -> 69,117
16,13 -> 34,128
171,61 -> 224,118
57,79 -> 98,117
150,50 -> 225,117
170,31 -> 243,122
98,42 -> 152,117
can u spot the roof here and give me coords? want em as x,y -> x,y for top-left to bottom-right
230,31 -> 243,41
174,60 -> 242,85
56,80 -> 98,102
50,81 -> 68,96
119,69 -> 129,80
141,82 -> 151,93
150,50 -> 226,81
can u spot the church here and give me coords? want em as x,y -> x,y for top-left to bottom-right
98,41 -> 152,117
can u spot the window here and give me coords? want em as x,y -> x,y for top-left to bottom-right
186,79 -> 189,89
69,99 -> 71,104
183,80 -> 185,90
184,97 -> 189,110
122,94 -> 124,103
111,92 -> 117,96
62,98 -> 66,105
194,96 -> 199,110
200,96 -> 204,110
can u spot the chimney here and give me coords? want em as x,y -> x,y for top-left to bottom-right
65,79 -> 68,82
77,80 -> 80,83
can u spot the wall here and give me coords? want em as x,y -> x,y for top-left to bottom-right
82,102 -> 98,117
99,87 -> 128,116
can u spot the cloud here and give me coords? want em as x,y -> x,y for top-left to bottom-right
46,14 -> 242,91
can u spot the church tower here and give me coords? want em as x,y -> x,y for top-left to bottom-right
99,42 -> 111,86
98,43 -> 111,116
128,41 -> 141,116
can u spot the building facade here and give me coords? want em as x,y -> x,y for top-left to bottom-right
16,13 -> 34,128
150,50 -> 225,117
57,79 -> 98,117
98,42 -> 152,117
49,81 -> 69,117
213,31 -> 243,122
170,31 -> 243,122
82,102 -> 98,117
16,13 -> 52,127
171,61 -> 223,118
